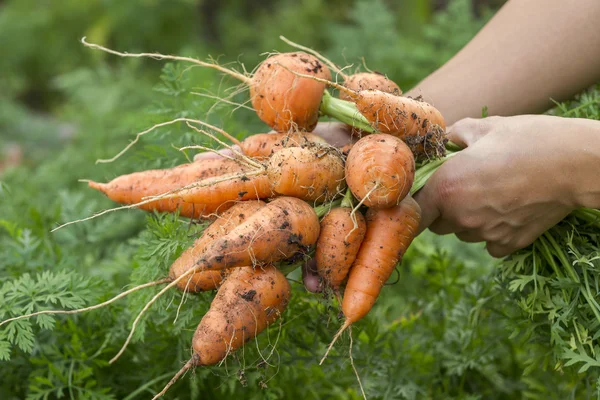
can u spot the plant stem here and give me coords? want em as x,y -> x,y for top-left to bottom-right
319,91 -> 374,132
341,188 -> 355,208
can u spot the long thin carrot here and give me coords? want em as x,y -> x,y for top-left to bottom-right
321,195 -> 421,363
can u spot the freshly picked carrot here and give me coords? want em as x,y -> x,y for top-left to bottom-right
345,134 -> 415,208
321,195 -> 421,363
82,39 -> 331,133
152,264 -> 291,399
315,190 -> 366,290
170,200 -> 266,292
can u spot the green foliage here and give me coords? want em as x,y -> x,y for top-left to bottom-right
5,0 -> 600,399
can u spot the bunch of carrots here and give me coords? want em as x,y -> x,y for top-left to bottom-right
2,37 -> 449,399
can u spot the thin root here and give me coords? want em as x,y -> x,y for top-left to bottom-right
349,325 -> 367,400
0,279 -> 170,328
274,62 -> 359,100
278,36 -> 346,80
152,355 -> 198,400
110,268 -> 203,364
81,37 -> 252,85
320,319 -> 350,365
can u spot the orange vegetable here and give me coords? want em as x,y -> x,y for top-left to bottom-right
315,207 -> 366,289
345,134 -> 415,208
240,131 -> 327,159
340,72 -> 401,101
87,158 -> 260,218
169,200 -> 266,292
192,265 -> 291,365
250,52 -> 331,132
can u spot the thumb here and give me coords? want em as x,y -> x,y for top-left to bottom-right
447,117 -> 494,148
412,176 -> 441,235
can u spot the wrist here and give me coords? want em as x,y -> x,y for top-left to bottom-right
560,118 -> 600,209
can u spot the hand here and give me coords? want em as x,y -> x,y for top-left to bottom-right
413,115 -> 584,258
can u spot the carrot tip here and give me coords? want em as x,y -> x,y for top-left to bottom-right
320,319 -> 351,365
86,180 -> 106,192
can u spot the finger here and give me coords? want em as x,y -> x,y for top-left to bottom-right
302,259 -> 322,293
413,179 -> 441,235
485,242 -> 513,259
455,230 -> 484,243
193,146 -> 241,162
311,122 -> 355,147
447,117 -> 494,148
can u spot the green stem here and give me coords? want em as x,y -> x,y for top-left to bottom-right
314,199 -> 342,218
411,152 -> 458,195
319,91 -> 374,132
341,188 -> 355,208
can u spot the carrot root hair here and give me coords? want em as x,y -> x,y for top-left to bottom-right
319,319 -> 351,365
81,37 -> 252,85
273,62 -> 359,100
95,117 -> 244,164
278,36 -> 347,80
110,267 -> 203,364
348,325 -> 367,400
152,354 -> 198,400
0,279 -> 170,328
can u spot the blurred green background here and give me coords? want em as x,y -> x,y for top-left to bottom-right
2,1 -> 598,399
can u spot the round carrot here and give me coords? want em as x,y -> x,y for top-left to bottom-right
321,195 -> 421,364
315,207 -> 366,289
250,52 -> 331,132
267,146 -> 346,203
240,131 -> 327,159
87,157 -> 262,218
340,72 -> 401,101
82,40 -> 331,133
345,134 -> 415,208
169,200 -> 266,292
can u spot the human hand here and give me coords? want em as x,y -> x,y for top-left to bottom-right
413,115 -> 582,258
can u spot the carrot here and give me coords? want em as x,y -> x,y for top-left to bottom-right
176,145 -> 346,205
345,134 -> 415,208
87,157 -> 270,219
250,52 -> 331,132
170,200 -> 266,292
321,195 -> 421,363
339,72 -> 401,101
239,131 -> 327,159
152,265 -> 290,399
315,194 -> 366,290
82,39 -> 331,133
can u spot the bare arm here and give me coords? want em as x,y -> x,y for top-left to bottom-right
406,0 -> 600,125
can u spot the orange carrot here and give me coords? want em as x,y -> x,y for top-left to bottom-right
87,157 -> 264,219
321,195 -> 421,363
250,52 -> 331,132
191,196 -> 320,272
240,131 -> 327,159
340,72 -> 401,101
355,90 -> 446,137
82,40 -> 330,133
315,207 -> 366,290
152,265 -> 290,399
169,200 -> 266,292
345,134 -> 415,208
192,265 -> 290,365
179,146 -> 346,205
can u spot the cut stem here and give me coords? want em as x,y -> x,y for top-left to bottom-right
320,91 -> 374,133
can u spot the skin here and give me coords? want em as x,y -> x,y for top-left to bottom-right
414,115 -> 600,257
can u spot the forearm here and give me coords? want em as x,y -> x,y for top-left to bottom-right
406,0 -> 600,125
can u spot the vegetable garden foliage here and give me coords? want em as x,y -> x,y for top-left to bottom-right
2,0 -> 600,398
